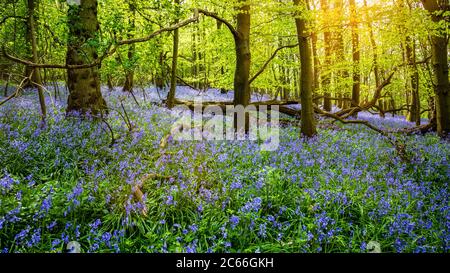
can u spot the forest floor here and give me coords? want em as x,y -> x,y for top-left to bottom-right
0,85 -> 448,253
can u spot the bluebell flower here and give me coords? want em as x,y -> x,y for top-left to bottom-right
189,224 -> 198,233
229,215 -> 240,229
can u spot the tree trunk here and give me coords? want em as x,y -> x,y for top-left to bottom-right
167,0 -> 180,109
123,3 -> 136,92
294,0 -> 317,137
405,36 -> 420,125
192,30 -> 198,88
350,0 -> 360,117
421,0 -> 449,137
66,0 -> 107,116
320,0 -> 332,111
28,0 -> 46,122
233,1 -> 251,132
311,31 -> 321,105
23,0 -> 38,89
233,1 -> 251,108
334,0 -> 348,110
363,0 -> 380,88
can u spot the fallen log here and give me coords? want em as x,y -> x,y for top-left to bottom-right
171,98 -> 302,117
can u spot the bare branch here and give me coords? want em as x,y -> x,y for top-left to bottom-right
249,43 -> 299,85
0,72 -> 33,107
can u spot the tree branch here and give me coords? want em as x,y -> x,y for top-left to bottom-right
1,11 -> 200,70
249,43 -> 299,85
117,12 -> 199,45
0,72 -> 33,107
334,69 -> 396,118
0,15 -> 26,27
197,9 -> 239,38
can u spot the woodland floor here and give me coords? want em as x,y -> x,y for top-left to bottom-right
0,84 -> 448,253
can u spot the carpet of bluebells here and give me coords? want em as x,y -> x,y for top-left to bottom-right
0,84 -> 448,253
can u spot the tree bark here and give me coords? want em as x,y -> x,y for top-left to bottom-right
122,3 -> 135,92
27,0 -> 46,122
233,1 -> 251,107
363,0 -> 380,89
23,0 -> 38,89
311,31 -> 320,105
294,0 -> 317,137
350,0 -> 360,117
167,0 -> 180,109
320,0 -> 332,111
334,0 -> 348,110
233,1 -> 251,132
405,36 -> 420,125
66,0 -> 107,116
421,0 -> 449,137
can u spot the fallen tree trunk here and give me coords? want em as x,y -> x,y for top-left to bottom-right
171,98 -> 302,117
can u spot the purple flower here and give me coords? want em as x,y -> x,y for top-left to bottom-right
47,221 -> 57,230
240,197 -> 262,213
14,227 -> 30,243
0,173 -> 18,194
189,224 -> 198,233
258,223 -> 267,238
229,215 -> 240,229
51,239 -> 61,249
101,232 -> 112,247
165,195 -> 176,206
40,197 -> 52,213
89,219 -> 102,232
28,229 -> 41,247
230,181 -> 243,190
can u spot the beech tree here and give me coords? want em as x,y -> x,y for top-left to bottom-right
293,0 -> 316,137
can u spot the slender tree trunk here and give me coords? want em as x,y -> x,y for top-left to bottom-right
192,30 -> 198,88
334,0 -> 348,110
311,31 -> 320,105
350,0 -> 360,117
123,3 -> 135,92
363,0 -> 380,88
66,0 -> 107,116
405,36 -> 420,125
233,1 -> 251,107
27,0 -> 46,122
233,0 -> 251,132
167,0 -> 180,109
320,0 -> 332,111
421,0 -> 449,136
294,0 -> 316,137
24,1 -> 38,89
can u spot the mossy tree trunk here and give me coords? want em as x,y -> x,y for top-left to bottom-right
66,0 -> 107,116
421,0 -> 449,137
27,0 -> 46,122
